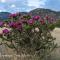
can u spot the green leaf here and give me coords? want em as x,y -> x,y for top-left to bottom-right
24,24 -> 32,30
35,21 -> 40,26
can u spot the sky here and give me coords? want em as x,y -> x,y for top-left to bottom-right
0,0 -> 60,13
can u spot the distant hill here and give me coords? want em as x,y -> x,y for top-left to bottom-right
20,12 -> 28,15
0,8 -> 60,20
0,12 -> 11,20
0,12 -> 28,20
29,8 -> 60,20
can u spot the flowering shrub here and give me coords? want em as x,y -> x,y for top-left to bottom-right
0,13 -> 56,59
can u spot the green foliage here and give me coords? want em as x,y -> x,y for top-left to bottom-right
55,20 -> 60,27
48,24 -> 55,30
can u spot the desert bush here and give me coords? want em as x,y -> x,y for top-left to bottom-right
0,14 -> 56,59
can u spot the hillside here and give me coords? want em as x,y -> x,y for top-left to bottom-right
29,8 -> 60,20
0,8 -> 60,20
0,12 -> 11,20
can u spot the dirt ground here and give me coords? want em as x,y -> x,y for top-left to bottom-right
51,27 -> 60,46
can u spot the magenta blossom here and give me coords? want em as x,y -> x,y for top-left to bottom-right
16,25 -> 22,31
8,22 -> 15,27
9,21 -> 22,31
0,21 -> 4,27
16,22 -> 23,31
3,29 -> 10,34
9,13 -> 17,18
33,16 -> 40,20
45,15 -> 50,20
40,20 -> 45,25
27,19 -> 34,25
9,22 -> 18,28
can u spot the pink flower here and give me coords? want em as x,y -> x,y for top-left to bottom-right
40,20 -> 45,25
9,22 -> 22,28
9,21 -> 22,31
49,18 -> 54,23
33,16 -> 40,20
45,15 -> 50,20
27,19 -> 34,25
16,22 -> 22,31
8,22 -> 15,27
3,29 -> 10,34
0,21 -> 4,27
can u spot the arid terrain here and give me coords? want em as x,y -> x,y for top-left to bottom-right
51,28 -> 60,46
